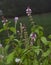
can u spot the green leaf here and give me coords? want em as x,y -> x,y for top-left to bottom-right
22,48 -> 29,55
9,27 -> 16,34
38,26 -> 43,30
33,59 -> 39,65
0,29 -> 3,32
34,48 -> 41,55
3,22 -> 10,30
14,39 -> 22,46
42,59 -> 48,65
41,36 -> 48,45
5,38 -> 10,44
32,46 -> 42,55
24,59 -> 28,65
39,31 -> 43,36
48,41 -> 51,48
6,51 -> 15,64
31,26 -> 35,32
28,59 -> 31,65
5,45 -> 10,51
35,29 -> 39,35
42,49 -> 51,57
3,25 -> 7,30
9,35 -> 14,40
48,35 -> 51,39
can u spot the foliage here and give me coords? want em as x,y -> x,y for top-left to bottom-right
0,14 -> 51,65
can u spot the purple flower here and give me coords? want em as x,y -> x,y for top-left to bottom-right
26,6 -> 32,16
30,33 -> 37,41
14,17 -> 18,23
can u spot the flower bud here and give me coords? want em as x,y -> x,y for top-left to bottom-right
26,6 -> 32,16
14,17 -> 18,23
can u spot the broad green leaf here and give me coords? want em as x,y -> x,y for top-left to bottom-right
34,48 -> 41,55
31,26 -> 35,32
32,46 -> 40,49
41,36 -> 48,45
42,49 -> 51,57
33,59 -> 39,65
21,54 -> 25,62
5,45 -> 10,51
3,25 -> 7,30
24,59 -> 28,65
3,22 -> 10,30
47,41 -> 51,48
5,39 -> 10,44
48,35 -> 51,39
38,26 -> 43,30
6,51 -> 15,64
39,31 -> 43,36
28,59 -> 31,65
14,39 -> 20,43
14,39 -> 22,46
9,35 -> 14,40
42,59 -> 48,65
22,48 -> 29,55
9,27 -> 16,34
32,46 -> 42,55
0,29 -> 3,32
35,29 -> 39,35
49,42 -> 51,48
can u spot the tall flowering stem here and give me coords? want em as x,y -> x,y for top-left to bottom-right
20,23 -> 23,39
26,7 -> 35,25
1,16 -> 10,37
14,17 -> 18,34
26,6 -> 37,46
23,28 -> 29,48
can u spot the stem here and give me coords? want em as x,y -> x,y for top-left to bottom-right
20,23 -> 23,39
15,21 -> 17,35
7,29 -> 9,37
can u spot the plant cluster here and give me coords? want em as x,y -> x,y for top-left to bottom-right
0,8 -> 51,65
